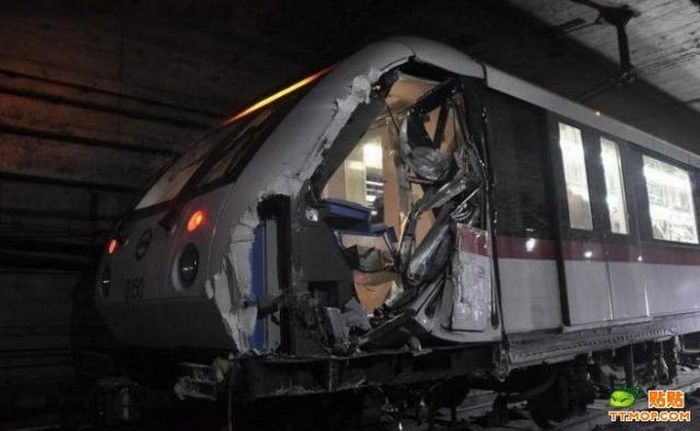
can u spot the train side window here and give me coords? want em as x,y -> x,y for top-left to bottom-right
558,122 -> 593,230
642,156 -> 698,244
600,138 -> 629,234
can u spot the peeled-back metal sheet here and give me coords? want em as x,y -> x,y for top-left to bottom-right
451,224 -> 491,331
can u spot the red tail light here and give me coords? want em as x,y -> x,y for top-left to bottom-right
107,238 -> 118,254
187,210 -> 205,232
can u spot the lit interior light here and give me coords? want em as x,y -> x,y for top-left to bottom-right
525,238 -> 536,252
347,160 -> 365,171
584,250 -> 593,259
187,210 -> 206,232
107,238 -> 118,254
223,66 -> 334,124
363,141 -> 383,169
637,256 -> 643,262
595,110 -> 602,117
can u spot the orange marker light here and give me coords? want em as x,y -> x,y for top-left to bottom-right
223,66 -> 334,125
107,238 -> 118,254
187,210 -> 205,232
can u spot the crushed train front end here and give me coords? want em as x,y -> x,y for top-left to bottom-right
96,39 -> 503,401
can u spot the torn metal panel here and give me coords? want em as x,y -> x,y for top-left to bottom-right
205,66 -> 394,351
394,37 -> 486,80
391,81 -> 484,308
451,225 -> 492,331
321,299 -> 370,353
298,70 -> 382,180
406,216 -> 452,285
399,118 -> 452,183
205,208 -> 259,352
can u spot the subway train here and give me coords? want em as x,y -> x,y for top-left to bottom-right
96,37 -> 700,424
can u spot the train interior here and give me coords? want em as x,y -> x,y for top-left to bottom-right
308,69 -> 494,349
320,74 -> 442,312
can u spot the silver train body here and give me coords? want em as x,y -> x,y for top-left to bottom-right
96,37 -> 700,401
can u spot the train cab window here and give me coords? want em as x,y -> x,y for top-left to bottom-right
197,108 -> 276,187
136,76 -> 320,209
600,138 -> 629,234
558,123 -> 593,230
643,156 -> 698,244
135,128 -> 227,209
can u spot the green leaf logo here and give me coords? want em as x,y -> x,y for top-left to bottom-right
609,389 -> 636,408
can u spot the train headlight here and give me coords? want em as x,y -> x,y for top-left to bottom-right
178,244 -> 199,287
100,267 -> 111,298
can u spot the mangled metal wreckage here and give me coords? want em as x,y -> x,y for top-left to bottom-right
98,39 -> 500,401
97,37 -> 700,419
191,51 -> 496,399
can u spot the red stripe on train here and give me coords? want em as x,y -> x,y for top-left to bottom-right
494,236 -> 700,265
457,226 -> 490,256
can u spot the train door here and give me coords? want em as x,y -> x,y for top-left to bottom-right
549,118 -> 613,325
589,134 -> 648,320
549,118 -> 648,325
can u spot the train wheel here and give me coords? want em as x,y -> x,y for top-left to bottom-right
526,359 -> 595,429
527,373 -> 568,427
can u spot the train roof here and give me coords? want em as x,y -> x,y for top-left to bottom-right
389,37 -> 700,168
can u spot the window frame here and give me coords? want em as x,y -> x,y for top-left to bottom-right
548,112 -> 700,250
593,134 -> 642,240
548,116 -> 601,241
634,148 -> 700,247
557,121 -> 595,232
187,104 -> 286,194
599,136 -> 630,235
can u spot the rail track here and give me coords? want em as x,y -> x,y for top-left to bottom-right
404,366 -> 700,431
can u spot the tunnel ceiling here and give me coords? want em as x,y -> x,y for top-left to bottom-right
508,0 -> 700,114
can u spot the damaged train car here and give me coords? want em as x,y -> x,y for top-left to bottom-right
97,37 -> 700,425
